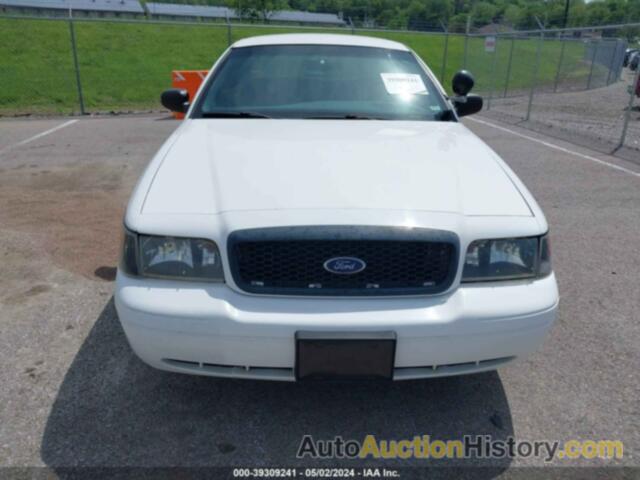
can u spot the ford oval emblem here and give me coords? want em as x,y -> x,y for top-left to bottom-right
323,257 -> 366,275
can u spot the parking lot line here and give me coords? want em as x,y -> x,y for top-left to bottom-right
0,119 -> 79,157
468,117 -> 640,179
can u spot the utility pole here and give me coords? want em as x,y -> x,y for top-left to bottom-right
562,0 -> 570,28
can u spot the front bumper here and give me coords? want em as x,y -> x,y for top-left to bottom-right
115,272 -> 558,381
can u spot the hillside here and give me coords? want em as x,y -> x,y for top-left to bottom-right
0,17 -> 593,115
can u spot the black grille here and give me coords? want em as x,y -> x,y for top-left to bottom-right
228,227 -> 459,296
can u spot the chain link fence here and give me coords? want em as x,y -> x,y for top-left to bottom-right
1,14 -> 639,160
477,24 -> 639,160
0,16 -> 78,115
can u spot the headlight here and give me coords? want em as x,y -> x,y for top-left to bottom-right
462,234 -> 551,282
120,227 -> 139,276
120,228 -> 224,282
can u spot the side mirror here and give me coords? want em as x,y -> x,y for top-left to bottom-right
453,94 -> 483,117
161,89 -> 189,113
452,70 -> 475,96
451,70 -> 482,117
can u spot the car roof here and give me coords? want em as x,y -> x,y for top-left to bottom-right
232,34 -> 409,52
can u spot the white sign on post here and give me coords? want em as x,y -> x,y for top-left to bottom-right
484,36 -> 496,53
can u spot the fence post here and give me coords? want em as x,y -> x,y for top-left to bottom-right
525,22 -> 545,122
617,66 -> 640,151
349,17 -> 355,35
463,15 -> 471,69
617,40 -> 626,81
605,39 -> 618,85
67,9 -> 85,115
553,37 -> 566,93
586,39 -> 599,89
439,20 -> 449,84
487,33 -> 499,111
503,37 -> 515,98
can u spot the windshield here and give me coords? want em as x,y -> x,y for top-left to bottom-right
192,45 -> 449,121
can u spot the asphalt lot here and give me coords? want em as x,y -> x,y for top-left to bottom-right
482,69 -> 640,163
0,114 -> 638,478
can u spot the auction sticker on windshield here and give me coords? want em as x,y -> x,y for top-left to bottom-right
380,73 -> 429,95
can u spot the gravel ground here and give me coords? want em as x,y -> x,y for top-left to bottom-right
481,70 -> 640,163
0,115 -> 638,479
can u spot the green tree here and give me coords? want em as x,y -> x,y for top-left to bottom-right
585,1 -> 610,26
226,0 -> 289,20
470,1 -> 497,26
154,0 -> 640,29
448,12 -> 468,31
405,0 -> 451,30
503,4 -> 521,26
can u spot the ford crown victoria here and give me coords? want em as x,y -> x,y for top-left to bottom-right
115,34 -> 558,381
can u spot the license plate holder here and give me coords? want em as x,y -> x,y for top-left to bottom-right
295,331 -> 396,381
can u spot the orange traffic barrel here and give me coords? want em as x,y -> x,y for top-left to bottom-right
171,70 -> 208,119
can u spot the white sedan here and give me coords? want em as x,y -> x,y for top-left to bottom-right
115,34 -> 558,381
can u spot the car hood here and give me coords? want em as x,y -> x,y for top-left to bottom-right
141,119 -> 532,217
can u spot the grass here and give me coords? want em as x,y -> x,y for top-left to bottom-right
0,17 -> 597,115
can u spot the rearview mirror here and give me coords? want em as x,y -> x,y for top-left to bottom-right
161,89 -> 189,113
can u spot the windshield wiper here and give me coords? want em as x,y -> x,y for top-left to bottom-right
201,111 -> 272,119
301,114 -> 387,120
